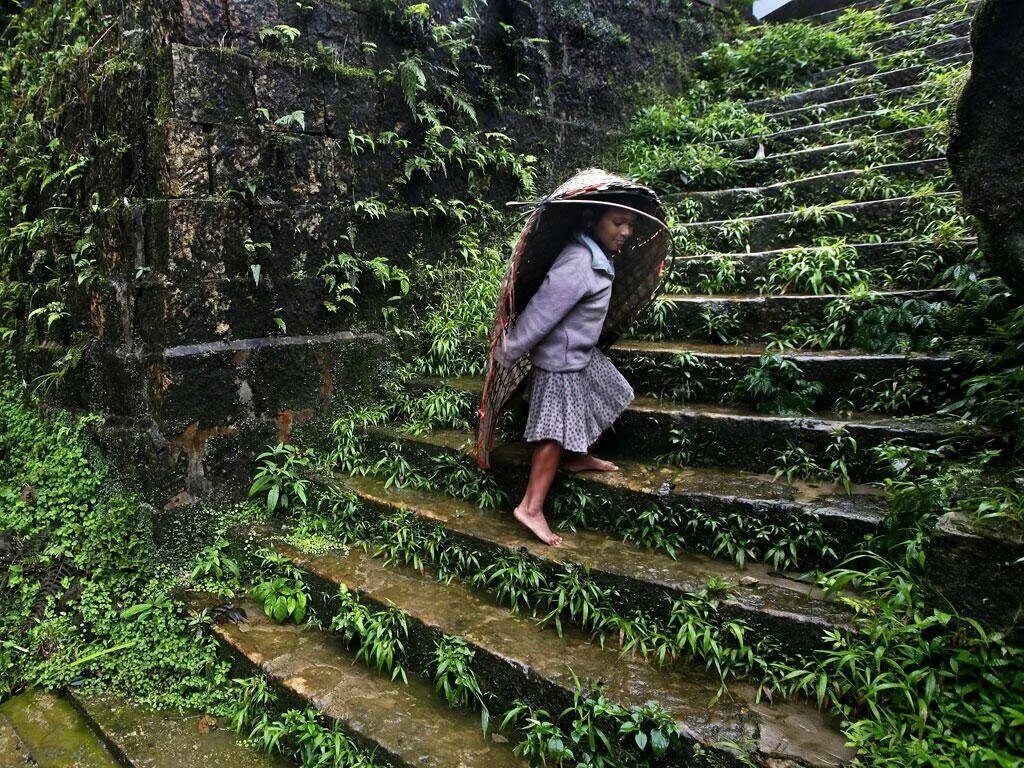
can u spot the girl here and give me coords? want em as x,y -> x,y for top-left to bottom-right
494,205 -> 638,546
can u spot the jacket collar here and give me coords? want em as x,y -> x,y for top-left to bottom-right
575,232 -> 615,277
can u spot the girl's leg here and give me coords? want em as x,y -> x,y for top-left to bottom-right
513,439 -> 564,546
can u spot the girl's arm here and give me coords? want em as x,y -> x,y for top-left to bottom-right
494,247 -> 590,365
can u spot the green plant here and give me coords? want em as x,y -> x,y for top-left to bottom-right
770,442 -> 823,484
249,443 -> 311,514
251,551 -> 310,625
189,538 -> 241,598
331,585 -> 409,682
734,355 -> 824,415
757,243 -> 873,295
699,305 -> 740,343
473,553 -> 547,615
433,635 -> 490,733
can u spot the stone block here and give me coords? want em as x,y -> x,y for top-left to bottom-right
145,198 -> 249,281
305,0 -> 365,57
256,132 -> 348,206
252,200 -> 352,278
147,349 -> 245,434
324,70 -> 378,138
148,119 -> 210,197
253,57 -> 327,134
227,0 -> 281,52
174,0 -> 230,46
170,43 -> 255,126
209,126 -> 262,196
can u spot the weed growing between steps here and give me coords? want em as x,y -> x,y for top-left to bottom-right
0,355 -> 232,709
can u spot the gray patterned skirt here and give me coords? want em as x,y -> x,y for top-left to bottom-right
524,348 -> 634,453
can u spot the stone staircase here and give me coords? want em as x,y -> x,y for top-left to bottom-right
188,1 -> 990,767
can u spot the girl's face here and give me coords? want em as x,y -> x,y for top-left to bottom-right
592,209 -> 637,255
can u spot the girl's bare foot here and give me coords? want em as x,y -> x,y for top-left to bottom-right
513,504 -> 563,546
565,453 -> 619,473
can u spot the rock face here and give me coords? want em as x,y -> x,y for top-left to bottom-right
948,0 -> 1024,296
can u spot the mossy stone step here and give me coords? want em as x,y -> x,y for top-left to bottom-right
762,84 -> 931,126
195,596 -> 525,768
666,239 -> 973,291
710,99 -> 948,159
261,535 -> 854,767
667,158 -> 951,221
808,0 -> 971,25
674,194 -> 958,253
810,35 -> 969,86
0,690 -> 121,768
873,16 -> 971,55
639,289 -> 955,343
742,55 -> 959,114
609,396 -> 987,480
687,127 -> 933,191
68,692 -> 290,768
321,469 -> 853,653
608,340 -> 961,408
0,714 -> 31,768
421,377 -> 984,482
360,426 -> 885,565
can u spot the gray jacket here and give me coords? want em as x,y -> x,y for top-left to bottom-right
494,236 -> 614,372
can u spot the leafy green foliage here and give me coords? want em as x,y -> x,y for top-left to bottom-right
734,355 -> 824,415
249,442 -> 312,514
502,674 -> 686,767
331,585 -> 409,682
433,635 -> 490,734
0,354 -> 229,708
251,550 -> 310,625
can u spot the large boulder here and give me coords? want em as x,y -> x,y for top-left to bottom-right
948,0 -> 1024,297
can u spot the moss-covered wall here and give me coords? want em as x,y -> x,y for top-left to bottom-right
7,0 -> 733,508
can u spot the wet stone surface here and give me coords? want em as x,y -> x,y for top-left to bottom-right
269,536 -> 853,768
0,689 -> 121,768
207,600 -> 525,768
70,692 -> 290,768
334,471 -> 855,647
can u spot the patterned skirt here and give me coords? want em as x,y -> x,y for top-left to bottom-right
523,348 -> 634,453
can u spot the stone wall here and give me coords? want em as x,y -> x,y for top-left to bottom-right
49,0 -> 732,508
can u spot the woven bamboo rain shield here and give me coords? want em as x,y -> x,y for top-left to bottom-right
475,168 -> 671,468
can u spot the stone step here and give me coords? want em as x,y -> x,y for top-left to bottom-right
0,711 -> 32,768
359,426 -> 885,563
873,16 -> 971,55
808,0 -> 972,25
821,0 -> 980,28
762,83 -> 931,126
810,35 -> 970,86
322,470 -> 853,651
666,239 -> 975,291
742,54 -> 964,114
262,534 -> 854,767
674,194 -> 958,253
668,157 -> 952,222
0,690 -> 122,768
707,99 -> 947,162
197,596 -> 525,768
693,127 -> 934,190
422,379 -> 981,482
67,692 -> 290,768
638,289 -> 955,343
607,339 -> 963,407
608,396 -> 978,478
